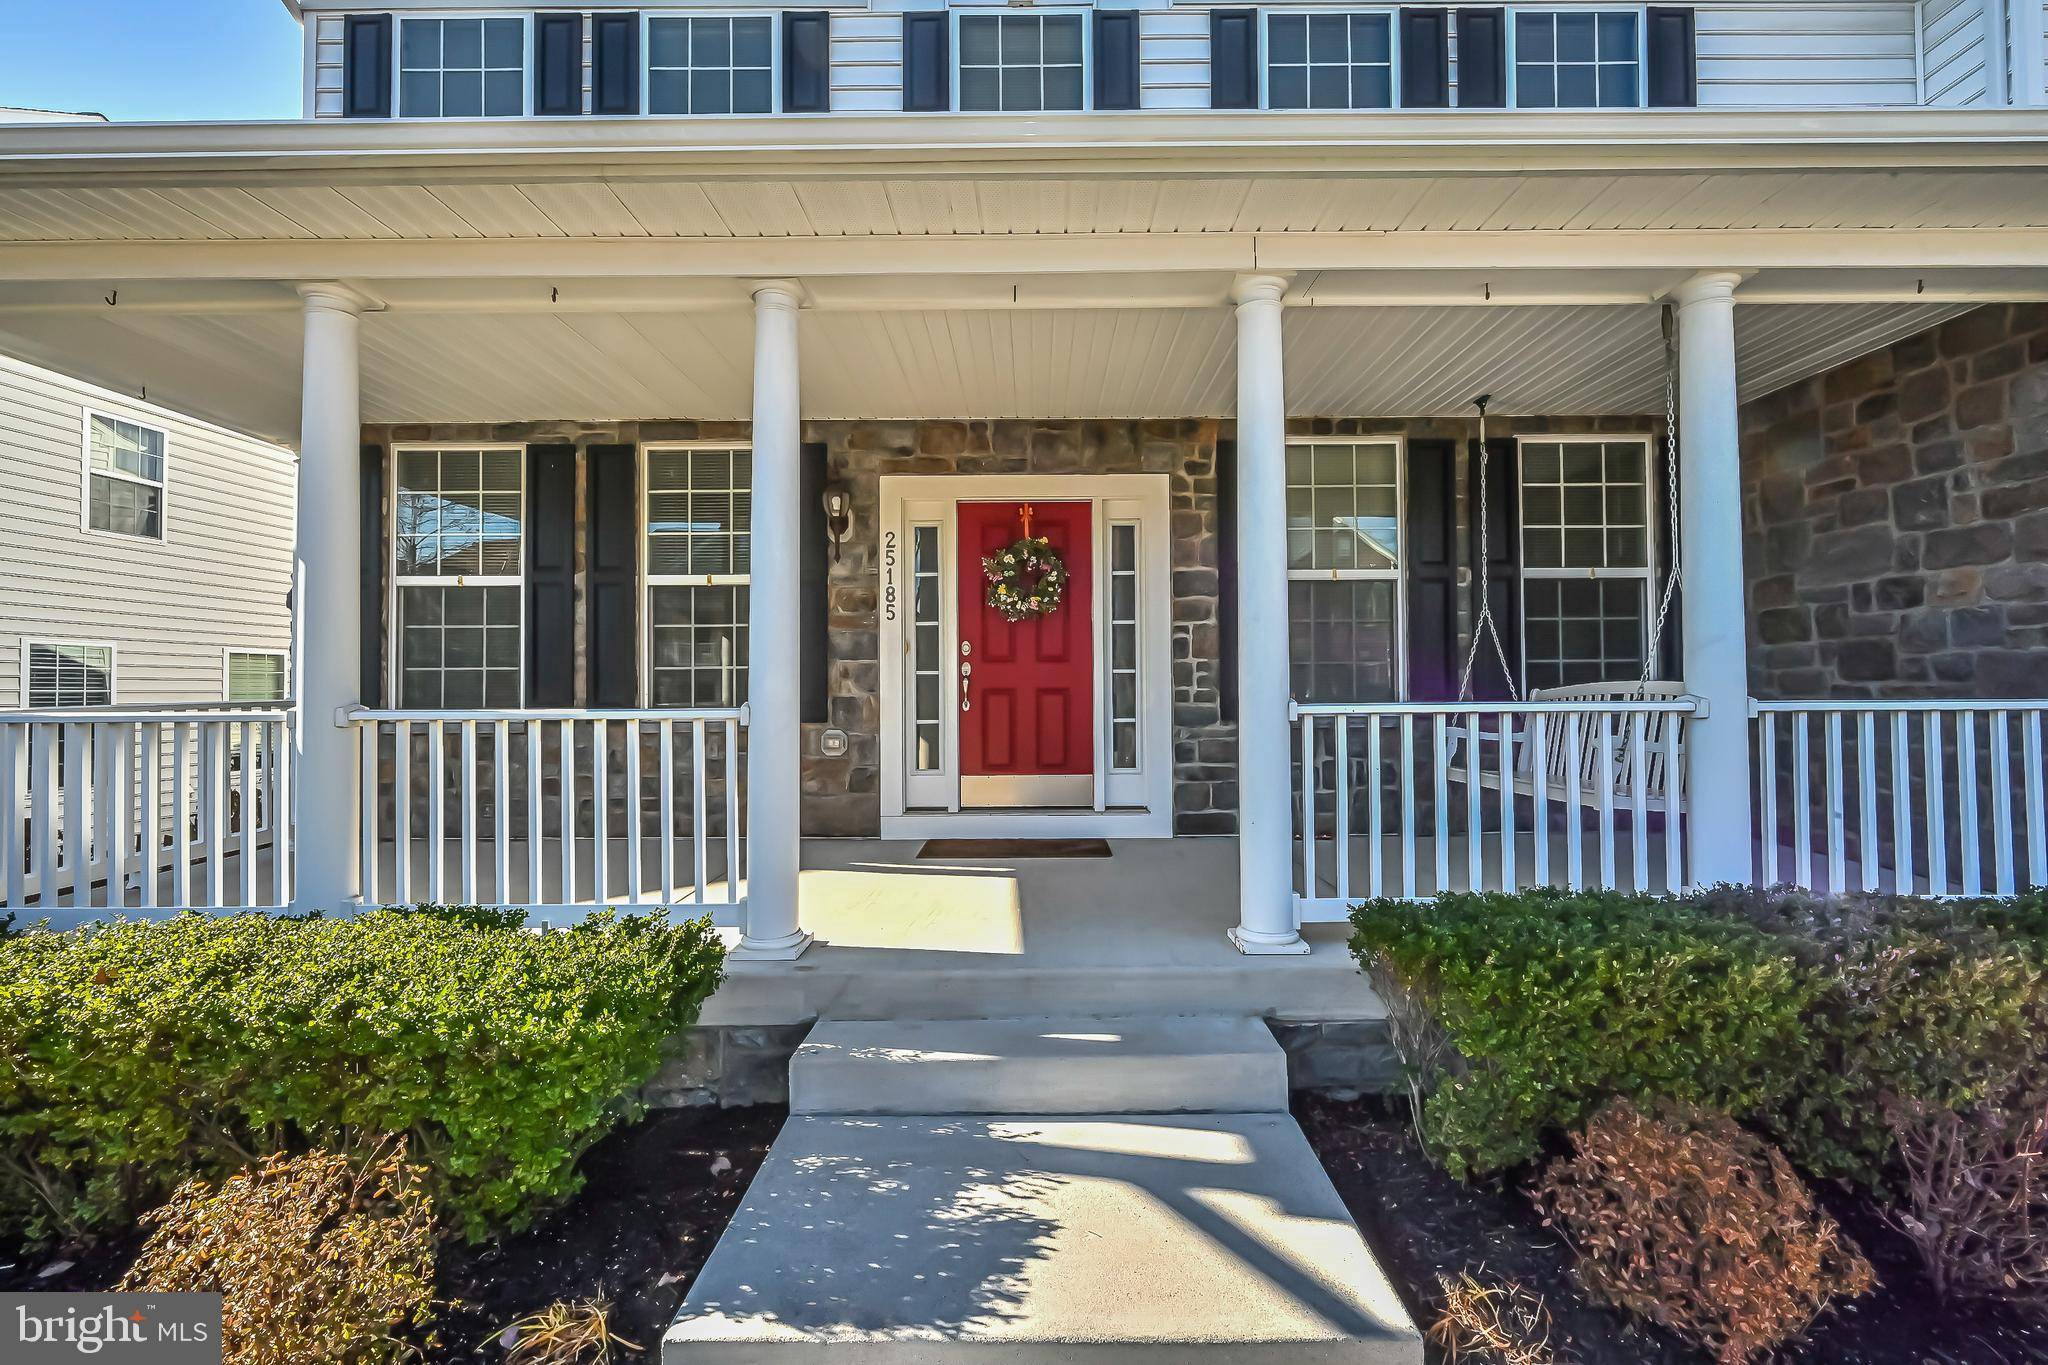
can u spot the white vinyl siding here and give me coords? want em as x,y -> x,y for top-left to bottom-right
829,10 -> 904,112
1695,2 -> 1922,106
1918,0 -> 1997,105
1140,8 -> 1210,108
0,353 -> 293,708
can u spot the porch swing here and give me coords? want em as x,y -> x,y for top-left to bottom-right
1445,305 -> 1689,814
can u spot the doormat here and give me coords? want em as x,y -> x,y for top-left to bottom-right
916,838 -> 1113,860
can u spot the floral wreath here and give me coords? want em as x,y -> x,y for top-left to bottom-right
983,536 -> 1068,623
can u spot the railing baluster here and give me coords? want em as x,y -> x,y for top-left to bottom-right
1758,711 -> 1777,886
1958,710 -> 1981,896
1824,711 -> 1845,894
1791,714 -> 1813,891
1,725 -> 19,909
1596,712 -> 1617,890
658,720 -> 676,906
723,717 -> 741,905
1664,712 -> 1684,893
693,719 -> 710,908
62,722 -> 89,907
1891,712 -> 1914,896
1366,716 -> 1384,899
1298,714 -> 1317,903
273,716 -> 291,908
624,720 -> 643,905
558,720 -> 577,905
170,723 -> 191,908
1564,712 -> 1584,891
95,723 -> 122,909
1497,711 -> 1516,894
358,721 -> 379,905
1464,710 -> 1483,894
392,720 -> 413,905
2026,710 -> 2047,892
526,721 -> 543,905
1857,710 -> 1879,894
238,721 -> 257,908
591,721 -> 610,904
1629,710 -> 1648,894
1925,711 -> 1948,896
1333,716 -> 1351,906
201,723 -> 225,908
1431,715 -> 1450,895
426,719 -> 446,905
1399,714 -> 1417,899
1991,709 -> 2015,897
1529,713 -> 1549,888
493,720 -> 511,906
458,720 -> 478,907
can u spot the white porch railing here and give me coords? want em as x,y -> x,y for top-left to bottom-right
1,704 -> 294,921
349,707 -> 748,917
1292,697 -> 1699,920
1752,699 -> 2048,897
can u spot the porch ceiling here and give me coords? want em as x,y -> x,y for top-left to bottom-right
0,295 -> 1970,442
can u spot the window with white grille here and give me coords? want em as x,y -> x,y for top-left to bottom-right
399,16 -> 526,117
392,448 -> 524,708
84,412 -> 166,540
226,651 -> 287,703
1518,437 -> 1655,691
1265,12 -> 1394,109
25,641 -> 113,709
1285,439 -> 1403,703
646,446 -> 751,707
957,12 -> 1086,111
648,15 -> 776,113
1513,10 -> 1641,108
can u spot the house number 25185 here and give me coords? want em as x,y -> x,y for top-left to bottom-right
882,529 -> 898,623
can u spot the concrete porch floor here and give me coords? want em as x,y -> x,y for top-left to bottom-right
705,837 -> 1377,1025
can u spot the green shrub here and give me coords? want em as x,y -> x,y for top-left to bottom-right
1695,886 -> 2048,1186
1352,888 -> 1818,1180
0,907 -> 724,1246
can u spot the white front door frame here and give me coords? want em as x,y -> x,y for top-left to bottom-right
878,473 -> 1176,839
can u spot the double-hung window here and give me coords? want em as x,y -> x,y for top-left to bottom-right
398,16 -> 527,117
648,15 -> 777,114
1513,9 -> 1641,108
226,651 -> 287,704
1286,439 -> 1403,703
956,11 -> 1087,112
25,641 -> 113,709
84,412 -> 166,540
1265,11 -> 1395,110
393,448 -> 524,708
645,446 -> 751,707
1518,437 -> 1655,691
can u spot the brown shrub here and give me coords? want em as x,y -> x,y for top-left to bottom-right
498,1298 -> 642,1364
1886,1094 -> 2048,1311
1534,1100 -> 1875,1364
1427,1269 -> 1569,1365
121,1144 -> 436,1365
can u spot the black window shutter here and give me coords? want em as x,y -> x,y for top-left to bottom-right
342,14 -> 393,119
783,12 -> 831,113
586,445 -> 639,708
1454,8 -> 1506,108
1216,439 -> 1239,722
1645,7 -> 1697,107
1399,8 -> 1451,108
799,443 -> 829,724
1208,9 -> 1258,110
902,13 -> 949,111
360,444 -> 386,705
1469,436 -> 1522,700
526,445 -> 577,708
1094,11 -> 1141,110
592,11 -> 642,115
1403,439 -> 1458,702
534,13 -> 584,116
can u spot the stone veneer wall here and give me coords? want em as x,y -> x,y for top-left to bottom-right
1740,304 -> 2048,698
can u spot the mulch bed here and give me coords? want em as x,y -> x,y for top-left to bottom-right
1294,1093 -> 2048,1365
429,1104 -> 784,1361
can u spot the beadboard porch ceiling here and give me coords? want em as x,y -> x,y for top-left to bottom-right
0,293 -> 1974,442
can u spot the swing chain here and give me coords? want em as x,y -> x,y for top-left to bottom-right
1457,395 -> 1520,703
1637,304 -> 1683,696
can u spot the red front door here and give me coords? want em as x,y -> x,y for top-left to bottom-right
958,500 -> 1094,807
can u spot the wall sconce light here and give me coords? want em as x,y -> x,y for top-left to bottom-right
822,483 -> 852,562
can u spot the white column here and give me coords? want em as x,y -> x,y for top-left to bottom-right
292,283 -> 369,912
736,281 -> 812,959
1673,270 -> 1754,886
1230,274 -> 1309,955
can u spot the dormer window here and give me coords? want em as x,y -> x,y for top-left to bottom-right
398,16 -> 527,118
956,12 -> 1087,112
1265,12 -> 1395,110
648,16 -> 778,115
1512,10 -> 1642,108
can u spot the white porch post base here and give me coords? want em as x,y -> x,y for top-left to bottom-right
740,280 -> 813,960
1674,270 -> 1756,887
292,283 -> 370,914
1230,274 -> 1310,956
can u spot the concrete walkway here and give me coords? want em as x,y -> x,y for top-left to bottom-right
664,1016 -> 1421,1362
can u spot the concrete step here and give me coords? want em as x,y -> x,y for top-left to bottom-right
663,1112 -> 1422,1363
789,1015 -> 1288,1116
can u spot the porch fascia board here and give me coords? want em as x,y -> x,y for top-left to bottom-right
4,110 -> 2048,180
7,228 -> 2048,288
